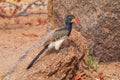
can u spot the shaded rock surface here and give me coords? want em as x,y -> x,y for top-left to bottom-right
48,0 -> 120,62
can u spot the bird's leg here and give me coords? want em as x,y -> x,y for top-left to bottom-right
55,47 -> 63,54
56,49 -> 60,53
59,48 -> 68,55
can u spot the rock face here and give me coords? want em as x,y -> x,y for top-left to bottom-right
2,29 -> 88,80
48,0 -> 120,62
22,29 -> 88,80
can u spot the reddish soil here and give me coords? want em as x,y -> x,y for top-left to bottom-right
0,14 -> 47,80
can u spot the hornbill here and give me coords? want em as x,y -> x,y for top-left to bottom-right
26,15 -> 81,69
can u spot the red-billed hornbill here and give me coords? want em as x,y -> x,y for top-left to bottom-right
26,15 -> 81,69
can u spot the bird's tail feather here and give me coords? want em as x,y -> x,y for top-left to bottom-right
26,46 -> 48,69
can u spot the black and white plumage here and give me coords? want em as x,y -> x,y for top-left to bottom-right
26,15 -> 80,69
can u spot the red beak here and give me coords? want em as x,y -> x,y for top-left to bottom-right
74,18 -> 80,25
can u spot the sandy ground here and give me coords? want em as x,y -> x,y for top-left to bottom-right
0,14 -> 47,79
98,62 -> 120,80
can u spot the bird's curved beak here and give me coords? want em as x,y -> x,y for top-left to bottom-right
71,18 -> 80,25
71,17 -> 82,28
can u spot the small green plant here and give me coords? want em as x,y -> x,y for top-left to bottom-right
87,46 -> 98,71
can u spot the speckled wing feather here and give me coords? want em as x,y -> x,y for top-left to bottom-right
44,28 -> 69,46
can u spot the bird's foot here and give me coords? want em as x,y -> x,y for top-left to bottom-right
59,48 -> 68,55
56,50 -> 60,53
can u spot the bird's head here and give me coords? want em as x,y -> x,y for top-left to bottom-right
65,15 -> 80,25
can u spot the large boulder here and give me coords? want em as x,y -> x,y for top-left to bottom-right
48,0 -> 120,62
